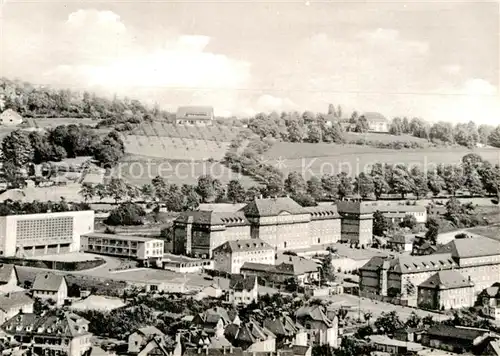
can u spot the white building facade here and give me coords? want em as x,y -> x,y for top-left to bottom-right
0,211 -> 95,257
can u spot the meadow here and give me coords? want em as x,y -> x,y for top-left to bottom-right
344,131 -> 430,144
263,142 -> 500,179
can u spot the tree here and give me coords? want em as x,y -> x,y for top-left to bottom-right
405,311 -> 421,328
286,120 -> 305,143
306,176 -> 324,201
94,183 -> 108,201
373,210 -> 392,236
427,170 -> 445,196
464,168 -> 484,196
264,176 -> 284,197
140,184 -> 155,202
321,174 -> 338,200
410,166 -> 429,199
164,184 -> 184,212
245,186 -> 262,201
400,214 -> 417,230
391,165 -> 414,199
374,311 -> 403,335
306,124 -> 322,143
354,172 -> 374,199
337,172 -> 353,199
425,216 -> 440,244
320,253 -> 335,283
404,278 -> 416,298
196,175 -> 218,203
107,178 -> 128,203
105,202 -> 146,226
389,117 -> 403,135
227,179 -> 246,203
284,172 -> 306,196
151,176 -> 168,199
442,165 -> 465,196
2,130 -> 34,167
79,183 -> 95,202
183,185 -> 201,210
354,116 -> 369,133
488,125 -> 500,148
372,174 -> 390,200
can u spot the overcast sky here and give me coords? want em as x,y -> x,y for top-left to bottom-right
1,0 -> 499,122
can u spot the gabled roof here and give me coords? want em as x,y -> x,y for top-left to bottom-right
360,254 -> 457,274
2,311 -> 90,338
419,270 -> 474,290
391,234 -> 416,245
276,255 -> 320,275
0,264 -> 17,284
214,239 -> 273,253
0,292 -> 33,312
230,320 -> 275,344
229,275 -> 257,292
241,197 -> 306,217
436,235 -> 500,259
303,205 -> 340,220
175,211 -> 249,227
176,106 -> 214,120
32,273 -> 66,292
263,316 -> 303,337
296,306 -> 333,327
195,307 -> 233,326
292,345 -> 311,356
137,326 -> 165,337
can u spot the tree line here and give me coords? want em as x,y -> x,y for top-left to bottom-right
0,198 -> 90,216
1,126 -> 125,175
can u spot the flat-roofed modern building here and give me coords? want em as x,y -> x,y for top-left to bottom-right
0,211 -> 94,258
81,233 -> 164,263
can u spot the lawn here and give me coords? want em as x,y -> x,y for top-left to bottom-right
263,143 -> 500,179
344,132 -> 430,144
111,158 -> 258,187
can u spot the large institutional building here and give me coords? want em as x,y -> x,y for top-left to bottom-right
173,197 -> 343,258
359,234 -> 500,308
0,211 -> 95,257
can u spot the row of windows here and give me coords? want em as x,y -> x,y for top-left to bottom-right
16,218 -> 73,241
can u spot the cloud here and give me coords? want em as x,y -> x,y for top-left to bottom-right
443,64 -> 461,75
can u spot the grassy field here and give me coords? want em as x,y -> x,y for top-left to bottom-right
263,143 -> 500,179
344,132 -> 430,144
129,122 -> 242,141
111,157 -> 258,187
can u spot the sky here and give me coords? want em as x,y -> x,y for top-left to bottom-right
0,0 -> 499,123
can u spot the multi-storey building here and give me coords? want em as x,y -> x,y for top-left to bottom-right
0,211 -> 94,257
173,211 -> 250,258
1,310 -> 92,356
0,292 -> 34,325
213,239 -> 274,274
417,270 -> 475,310
228,275 -> 258,305
359,234 -> 500,307
304,206 -> 341,246
32,273 -> 68,307
337,200 -> 374,246
81,233 -> 164,264
375,203 -> 427,224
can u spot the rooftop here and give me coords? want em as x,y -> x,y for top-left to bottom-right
83,232 -> 163,243
419,270 -> 474,290
176,106 -> 214,120
0,292 -> 33,312
435,235 -> 500,259
229,275 -> 257,292
175,211 -> 249,227
0,264 -> 16,284
32,273 -> 66,292
303,205 -> 340,220
214,239 -> 273,253
425,325 -> 489,341
241,196 -> 306,217
360,253 -> 457,274
362,112 -> 388,123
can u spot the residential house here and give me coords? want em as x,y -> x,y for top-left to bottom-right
224,319 -> 276,353
0,292 -> 34,325
1,310 -> 92,356
412,241 -> 436,256
228,275 -> 258,305
136,335 -> 180,356
479,283 -> 500,321
393,327 -> 424,343
263,316 -> 307,348
32,273 -> 68,306
387,234 -> 415,252
196,284 -> 223,300
290,345 -> 311,356
367,335 -> 423,354
128,326 -> 165,354
362,112 -> 389,133
421,325 -> 494,354
417,270 -> 475,310
0,264 -> 22,295
295,305 -> 339,348
0,110 -> 23,126
191,307 -> 240,336
213,239 -> 275,274
176,106 -> 214,126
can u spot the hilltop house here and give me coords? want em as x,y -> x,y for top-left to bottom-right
32,273 -> 68,306
362,112 -> 389,133
176,106 -> 214,126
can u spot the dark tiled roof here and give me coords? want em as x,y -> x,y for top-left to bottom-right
32,273 -> 66,292
296,306 -> 333,327
2,311 -> 90,337
276,255 -> 320,275
241,197 -> 306,217
292,345 -> 311,356
175,211 -> 249,227
137,326 -> 164,337
214,239 -> 272,253
337,201 -> 376,215
184,347 -> 243,356
304,205 -> 340,220
0,292 -> 33,312
425,325 -> 488,341
360,254 -> 457,274
229,275 -> 257,292
240,262 -> 276,273
435,235 -> 500,259
176,106 -> 214,120
391,234 -> 416,244
0,264 -> 16,284
419,270 -> 474,290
